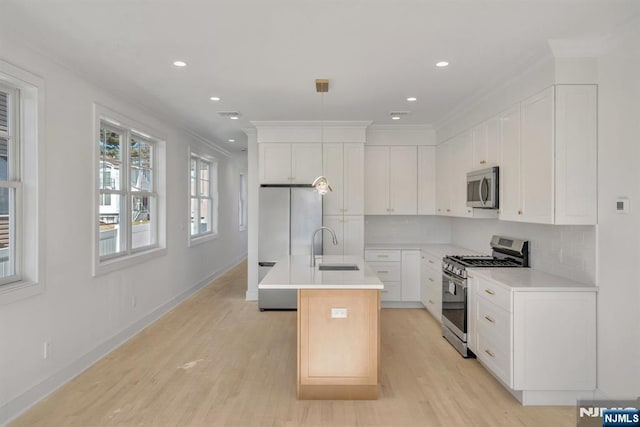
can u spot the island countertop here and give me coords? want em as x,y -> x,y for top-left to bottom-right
258,255 -> 384,290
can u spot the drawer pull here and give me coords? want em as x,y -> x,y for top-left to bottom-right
484,315 -> 495,323
428,260 -> 434,264
484,289 -> 496,296
428,299 -> 434,304
428,278 -> 434,282
376,270 -> 389,274
480,160 -> 487,165
377,254 -> 389,258
485,349 -> 496,358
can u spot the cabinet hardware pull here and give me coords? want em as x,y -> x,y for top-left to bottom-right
484,289 -> 495,295
428,278 -> 434,282
518,210 -> 522,215
428,300 -> 434,304
446,209 -> 451,212
485,349 -> 496,358
480,160 -> 487,165
377,255 -> 389,258
437,209 -> 442,212
377,270 -> 389,274
484,315 -> 495,323
468,209 -> 471,213
428,260 -> 434,264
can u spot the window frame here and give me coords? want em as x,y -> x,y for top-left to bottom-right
0,60 -> 45,306
188,151 -> 218,246
93,104 -> 166,276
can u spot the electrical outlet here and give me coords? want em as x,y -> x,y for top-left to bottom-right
331,308 -> 347,319
43,341 -> 51,359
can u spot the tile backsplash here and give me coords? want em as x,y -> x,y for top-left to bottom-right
450,218 -> 596,284
364,215 -> 452,244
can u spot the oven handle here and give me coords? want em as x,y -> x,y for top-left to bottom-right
442,271 -> 466,288
479,176 -> 487,206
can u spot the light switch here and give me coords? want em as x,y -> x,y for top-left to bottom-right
331,307 -> 347,318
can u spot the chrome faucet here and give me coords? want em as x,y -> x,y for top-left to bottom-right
310,226 -> 338,267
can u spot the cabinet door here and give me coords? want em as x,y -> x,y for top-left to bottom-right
472,124 -> 488,168
485,116 -> 500,167
343,216 -> 364,257
418,146 -> 436,215
420,257 -> 429,307
520,87 -> 554,224
451,132 -> 473,218
364,146 -> 390,215
436,142 -> 451,215
291,143 -> 322,184
343,143 -> 365,215
389,146 -> 417,215
322,144 -> 344,216
472,117 -> 500,168
401,250 -> 421,302
259,143 -> 291,184
554,85 -> 597,225
322,215 -> 344,255
498,105 -> 521,221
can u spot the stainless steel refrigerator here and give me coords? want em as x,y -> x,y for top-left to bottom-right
258,185 -> 322,310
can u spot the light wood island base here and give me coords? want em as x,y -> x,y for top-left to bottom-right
297,288 -> 380,400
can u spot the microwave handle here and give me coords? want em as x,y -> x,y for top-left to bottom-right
479,176 -> 487,206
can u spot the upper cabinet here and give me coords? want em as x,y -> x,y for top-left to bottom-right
323,143 -> 364,216
259,143 -> 322,184
435,132 -> 474,218
498,85 -> 597,225
417,146 -> 436,215
472,116 -> 499,168
365,146 -> 417,215
435,142 -> 451,215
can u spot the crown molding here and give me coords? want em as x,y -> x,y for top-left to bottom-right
368,124 -> 434,132
250,120 -> 372,129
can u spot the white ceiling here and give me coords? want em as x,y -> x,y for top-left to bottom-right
1,0 -> 639,151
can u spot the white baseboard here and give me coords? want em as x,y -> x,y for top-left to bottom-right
245,289 -> 258,301
0,254 -> 247,427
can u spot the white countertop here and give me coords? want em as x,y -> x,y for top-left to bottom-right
469,267 -> 597,292
258,255 -> 384,290
365,243 -> 483,259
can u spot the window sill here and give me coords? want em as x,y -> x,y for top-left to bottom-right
188,232 -> 219,247
93,247 -> 167,277
0,280 -> 44,306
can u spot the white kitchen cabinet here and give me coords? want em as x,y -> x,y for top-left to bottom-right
435,142 -> 452,216
365,248 -> 421,303
472,116 -> 499,168
417,146 -> 436,215
450,131 -> 474,218
421,252 -> 442,322
365,146 -> 417,215
259,142 -> 322,185
401,250 -> 421,302
498,85 -> 597,225
323,143 -> 364,216
469,271 -> 596,405
322,215 -> 364,257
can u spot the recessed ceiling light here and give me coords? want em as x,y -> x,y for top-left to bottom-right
407,97 -> 417,102
435,61 -> 449,67
173,60 -> 187,67
228,139 -> 235,142
209,96 -> 221,101
391,116 -> 401,120
230,116 -> 239,120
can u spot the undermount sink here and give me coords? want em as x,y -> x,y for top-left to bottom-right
318,263 -> 359,271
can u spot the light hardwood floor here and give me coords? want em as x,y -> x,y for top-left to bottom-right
11,260 -> 576,426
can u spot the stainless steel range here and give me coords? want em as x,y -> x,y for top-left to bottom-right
442,235 -> 529,357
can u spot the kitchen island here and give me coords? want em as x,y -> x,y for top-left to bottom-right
259,255 -> 384,400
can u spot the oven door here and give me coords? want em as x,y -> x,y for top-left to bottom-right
442,272 -> 467,341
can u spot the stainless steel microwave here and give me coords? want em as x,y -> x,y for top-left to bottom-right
466,167 -> 499,209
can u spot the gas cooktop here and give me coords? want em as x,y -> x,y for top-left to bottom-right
446,255 -> 522,267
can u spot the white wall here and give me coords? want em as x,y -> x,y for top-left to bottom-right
594,29 -> 640,399
450,219 -> 596,284
0,34 -> 247,424
364,216 -> 451,244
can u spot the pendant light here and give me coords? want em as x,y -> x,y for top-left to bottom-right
312,79 -> 332,195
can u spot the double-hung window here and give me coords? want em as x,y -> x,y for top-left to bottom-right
190,154 -> 218,240
98,119 -> 159,263
0,83 -> 20,285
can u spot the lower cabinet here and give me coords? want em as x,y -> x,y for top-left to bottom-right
468,272 -> 597,405
420,252 -> 442,322
365,249 -> 421,302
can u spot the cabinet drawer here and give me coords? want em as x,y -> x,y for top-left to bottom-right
477,299 -> 510,354
477,331 -> 511,386
380,282 -> 401,301
424,284 -> 442,321
421,252 -> 442,269
367,262 -> 401,282
365,250 -> 401,262
477,279 -> 511,311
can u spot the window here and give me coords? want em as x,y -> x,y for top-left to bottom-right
0,60 -> 43,303
0,83 -> 20,285
190,154 -> 218,240
95,107 -> 165,274
239,173 -> 247,231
